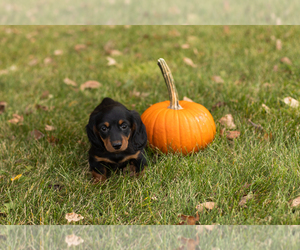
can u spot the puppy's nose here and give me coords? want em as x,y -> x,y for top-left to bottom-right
112,141 -> 122,150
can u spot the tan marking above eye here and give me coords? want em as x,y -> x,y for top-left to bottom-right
118,120 -> 124,125
104,122 -> 110,127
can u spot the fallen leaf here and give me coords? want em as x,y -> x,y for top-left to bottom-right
219,114 -> 236,129
74,44 -> 87,51
40,91 -> 50,99
64,78 -> 77,86
283,97 -> 299,108
196,202 -> 216,212
0,69 -> 9,75
220,128 -> 226,136
280,57 -> 292,65
212,76 -> 224,83
8,114 -> 23,124
44,57 -> 53,64
224,25 -> 230,34
65,212 -> 84,222
0,101 -> 7,114
181,44 -> 190,49
264,132 -> 273,141
276,39 -> 282,50
45,125 -> 55,131
168,30 -> 181,37
183,57 -> 197,68
130,90 -> 150,98
109,50 -> 123,56
47,135 -> 59,145
183,96 -> 194,102
35,104 -> 49,111
290,196 -> 300,208
226,131 -> 240,140
239,192 -> 254,207
30,129 -> 45,140
28,59 -> 38,66
212,101 -> 226,111
273,65 -> 278,71
106,56 -> 117,66
178,235 -> 199,250
54,49 -> 63,56
11,174 -> 22,181
80,80 -> 101,91
65,234 -> 84,247
262,103 -> 271,113
204,225 -> 215,231
178,212 -> 199,225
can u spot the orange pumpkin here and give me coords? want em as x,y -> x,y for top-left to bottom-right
141,58 -> 216,154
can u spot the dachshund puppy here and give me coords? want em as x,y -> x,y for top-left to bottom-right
86,97 -> 147,183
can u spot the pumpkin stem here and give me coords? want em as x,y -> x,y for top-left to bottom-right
158,58 -> 183,110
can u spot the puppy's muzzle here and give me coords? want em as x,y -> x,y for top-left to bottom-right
112,140 -> 122,150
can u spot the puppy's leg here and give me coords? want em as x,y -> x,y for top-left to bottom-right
129,150 -> 147,177
89,156 -> 109,184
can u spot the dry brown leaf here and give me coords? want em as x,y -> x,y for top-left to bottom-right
183,57 -> 197,68
219,114 -> 236,129
74,44 -> 87,51
226,131 -> 240,140
28,59 -> 38,66
106,56 -> 117,66
44,57 -> 53,64
0,101 -> 7,114
35,104 -> 49,111
280,57 -> 292,65
109,50 -> 123,56
65,212 -> 84,222
80,80 -> 101,91
30,129 -> 44,140
8,114 -> 23,124
183,96 -> 194,102
0,69 -> 9,75
40,91 -> 50,100
64,78 -> 77,87
178,212 -> 199,225
168,30 -> 181,37
212,101 -> 226,111
276,39 -> 282,50
181,44 -> 190,49
196,202 -> 216,212
239,192 -> 254,207
47,135 -> 59,145
65,234 -> 84,247
212,76 -> 224,83
45,125 -> 55,131
283,97 -> 299,108
54,49 -> 63,56
178,235 -> 199,250
204,225 -> 215,231
290,196 -> 300,208
130,90 -> 150,98
224,25 -> 230,34
273,65 -> 278,72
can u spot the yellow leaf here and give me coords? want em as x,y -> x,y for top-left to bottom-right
11,174 -> 22,181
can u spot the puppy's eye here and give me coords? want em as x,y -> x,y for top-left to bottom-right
101,126 -> 108,132
120,123 -> 128,130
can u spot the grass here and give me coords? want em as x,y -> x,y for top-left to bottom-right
0,25 -> 300,225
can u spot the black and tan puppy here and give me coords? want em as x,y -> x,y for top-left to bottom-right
86,97 -> 147,183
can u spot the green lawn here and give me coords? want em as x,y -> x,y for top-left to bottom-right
0,25 -> 300,225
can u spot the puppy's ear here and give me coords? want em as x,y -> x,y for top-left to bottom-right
130,110 -> 147,151
86,115 -> 105,149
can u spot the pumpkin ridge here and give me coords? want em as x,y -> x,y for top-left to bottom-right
184,107 -> 204,150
